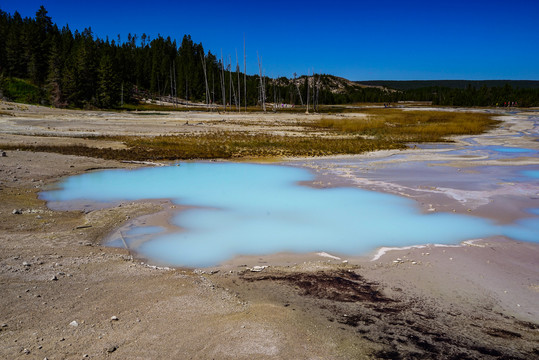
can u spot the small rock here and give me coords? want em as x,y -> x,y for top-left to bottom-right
23,348 -> 30,354
83,354 -> 89,358
110,316 -> 119,321
12,209 -> 22,215
250,265 -> 268,272
23,262 -> 31,267
106,345 -> 118,353
69,320 -> 79,327
1,323 -> 7,327
1,151 -> 6,157
51,275 -> 58,281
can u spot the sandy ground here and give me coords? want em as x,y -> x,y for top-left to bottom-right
1,102 -> 538,359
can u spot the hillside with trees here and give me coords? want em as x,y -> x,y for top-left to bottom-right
1,6 -> 538,109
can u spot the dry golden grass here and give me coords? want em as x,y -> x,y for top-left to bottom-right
310,109 -> 500,143
0,109 -> 500,161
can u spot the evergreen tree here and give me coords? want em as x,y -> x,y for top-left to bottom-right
5,11 -> 24,77
97,54 -> 119,108
0,10 -> 8,75
46,40 -> 64,107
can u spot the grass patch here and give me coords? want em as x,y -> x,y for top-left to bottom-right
308,109 -> 500,142
1,78 -> 43,105
0,133 -> 405,161
1,109 -> 500,161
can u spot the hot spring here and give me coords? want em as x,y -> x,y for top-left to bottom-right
41,162 -> 538,267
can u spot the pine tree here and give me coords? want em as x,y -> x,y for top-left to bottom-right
46,40 -> 64,107
0,10 -> 8,75
5,12 -> 24,78
61,52 -> 80,106
33,6 -> 53,84
97,54 -> 119,108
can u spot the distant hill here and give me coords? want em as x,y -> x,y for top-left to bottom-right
356,80 -> 539,91
274,75 -> 391,94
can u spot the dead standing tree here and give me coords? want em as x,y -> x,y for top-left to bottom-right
200,52 -> 210,110
306,71 -> 310,114
170,61 -> 177,108
228,55 -> 238,112
236,49 -> 240,112
293,72 -> 304,106
257,52 -> 266,112
315,74 -> 321,112
220,51 -> 226,111
244,36 -> 247,111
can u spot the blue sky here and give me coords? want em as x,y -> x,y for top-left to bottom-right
2,0 -> 538,80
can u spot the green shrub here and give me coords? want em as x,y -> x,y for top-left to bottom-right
1,78 -> 44,104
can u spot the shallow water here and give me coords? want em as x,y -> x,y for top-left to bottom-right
41,162 -> 538,267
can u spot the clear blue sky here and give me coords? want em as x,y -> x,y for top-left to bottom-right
2,0 -> 538,80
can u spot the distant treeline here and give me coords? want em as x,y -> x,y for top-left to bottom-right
355,80 -> 539,107
360,80 -> 539,91
336,84 -> 539,107
1,6 -> 538,108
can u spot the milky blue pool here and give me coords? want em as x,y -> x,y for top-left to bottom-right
41,163 -> 539,267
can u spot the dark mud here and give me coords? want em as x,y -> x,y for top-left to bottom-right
241,269 -> 390,303
240,268 -> 539,359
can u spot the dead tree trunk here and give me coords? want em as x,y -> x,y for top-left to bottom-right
220,51 -> 226,111
243,36 -> 247,111
257,52 -> 266,112
294,73 -> 303,106
236,49 -> 240,112
306,72 -> 310,114
200,53 -> 210,109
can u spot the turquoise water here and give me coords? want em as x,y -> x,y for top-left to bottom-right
522,170 -> 539,179
490,146 -> 534,153
41,163 -> 538,267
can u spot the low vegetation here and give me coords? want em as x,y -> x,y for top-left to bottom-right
0,109 -> 500,161
0,78 -> 43,104
309,109 -> 500,142
0,133 -> 404,161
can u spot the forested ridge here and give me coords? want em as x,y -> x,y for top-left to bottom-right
1,6 -> 538,109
